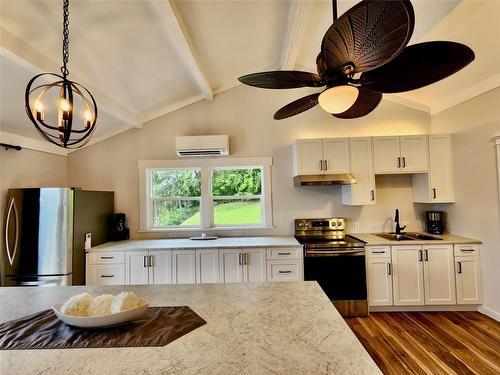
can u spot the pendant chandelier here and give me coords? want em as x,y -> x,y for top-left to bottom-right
25,0 -> 98,149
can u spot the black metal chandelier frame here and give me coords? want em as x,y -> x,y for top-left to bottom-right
24,0 -> 98,149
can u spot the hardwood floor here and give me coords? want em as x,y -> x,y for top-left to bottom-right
344,312 -> 500,375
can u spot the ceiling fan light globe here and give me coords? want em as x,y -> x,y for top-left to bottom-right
318,85 -> 359,114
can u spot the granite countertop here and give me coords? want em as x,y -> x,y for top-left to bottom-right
352,232 -> 481,246
89,236 -> 301,252
0,282 -> 381,375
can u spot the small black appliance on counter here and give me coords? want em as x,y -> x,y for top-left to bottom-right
425,211 -> 445,235
110,213 -> 130,241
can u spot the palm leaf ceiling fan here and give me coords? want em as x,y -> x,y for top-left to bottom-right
238,0 -> 474,120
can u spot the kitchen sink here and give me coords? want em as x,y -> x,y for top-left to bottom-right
374,232 -> 443,241
375,233 -> 416,241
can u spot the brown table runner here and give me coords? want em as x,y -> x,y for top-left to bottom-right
0,306 -> 206,350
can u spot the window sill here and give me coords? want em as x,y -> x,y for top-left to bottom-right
138,225 -> 276,233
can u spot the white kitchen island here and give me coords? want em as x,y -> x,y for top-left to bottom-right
0,282 -> 381,375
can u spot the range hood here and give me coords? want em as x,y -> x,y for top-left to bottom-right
293,174 -> 356,187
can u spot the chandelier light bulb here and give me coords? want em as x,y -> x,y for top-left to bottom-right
34,101 -> 44,112
60,99 -> 70,111
84,110 -> 92,128
318,85 -> 359,114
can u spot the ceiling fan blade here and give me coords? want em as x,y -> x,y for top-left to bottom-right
333,87 -> 382,119
273,93 -> 320,120
238,71 -> 323,89
360,41 -> 475,93
321,0 -> 414,74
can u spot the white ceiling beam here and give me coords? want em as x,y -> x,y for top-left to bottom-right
0,28 -> 143,129
280,1 -> 314,70
150,0 -> 213,101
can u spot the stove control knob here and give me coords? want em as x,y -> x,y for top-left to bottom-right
331,222 -> 336,227
337,222 -> 343,227
298,223 -> 304,227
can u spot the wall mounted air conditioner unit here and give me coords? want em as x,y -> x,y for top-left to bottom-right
175,135 -> 229,157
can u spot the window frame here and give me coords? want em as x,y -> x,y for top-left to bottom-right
139,157 -> 273,231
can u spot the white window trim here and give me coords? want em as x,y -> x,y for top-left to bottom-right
138,157 -> 273,232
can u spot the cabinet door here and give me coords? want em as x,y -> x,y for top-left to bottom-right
322,138 -> 350,174
399,135 -> 429,173
373,137 -> 401,173
171,250 -> 196,284
456,256 -> 483,304
429,134 -> 454,202
342,137 -> 376,205
294,139 -> 324,175
423,245 -> 456,305
391,246 -> 424,305
149,251 -> 172,285
244,248 -> 267,283
366,258 -> 393,306
196,249 -> 220,284
126,251 -> 149,285
89,264 -> 125,285
219,248 -> 243,283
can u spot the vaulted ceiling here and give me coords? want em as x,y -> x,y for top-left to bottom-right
1,0 -> 499,151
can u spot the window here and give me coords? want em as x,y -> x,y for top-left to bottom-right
139,158 -> 272,230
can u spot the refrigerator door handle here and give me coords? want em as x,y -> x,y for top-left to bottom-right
5,197 -> 19,266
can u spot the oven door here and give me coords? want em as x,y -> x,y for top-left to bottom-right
304,248 -> 367,316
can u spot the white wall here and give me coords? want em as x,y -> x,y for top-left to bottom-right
0,147 -> 68,248
432,87 -> 500,319
67,85 -> 431,238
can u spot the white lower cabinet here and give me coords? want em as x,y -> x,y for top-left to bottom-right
367,243 -> 482,308
89,246 -> 303,286
366,246 -> 393,306
196,249 -> 220,284
172,250 -> 196,284
423,245 -> 456,305
219,248 -> 266,283
391,245 -> 425,306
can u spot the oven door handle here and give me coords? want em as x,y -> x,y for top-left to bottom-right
305,249 -> 365,256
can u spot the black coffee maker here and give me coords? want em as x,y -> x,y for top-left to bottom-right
425,211 -> 445,235
110,213 -> 130,241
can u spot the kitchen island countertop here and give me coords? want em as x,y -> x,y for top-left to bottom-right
0,282 -> 381,375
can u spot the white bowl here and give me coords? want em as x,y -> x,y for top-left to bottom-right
51,303 -> 149,328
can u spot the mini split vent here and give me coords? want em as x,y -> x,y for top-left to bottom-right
175,135 -> 229,157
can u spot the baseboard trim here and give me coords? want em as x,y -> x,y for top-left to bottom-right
478,305 -> 500,322
369,305 -> 478,312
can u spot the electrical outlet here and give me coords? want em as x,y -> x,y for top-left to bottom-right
351,222 -> 360,232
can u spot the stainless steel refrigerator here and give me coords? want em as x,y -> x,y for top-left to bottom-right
1,188 -> 114,286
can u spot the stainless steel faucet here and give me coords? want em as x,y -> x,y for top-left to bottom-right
395,209 -> 406,234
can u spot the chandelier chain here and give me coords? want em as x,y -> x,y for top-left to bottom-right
61,0 -> 70,77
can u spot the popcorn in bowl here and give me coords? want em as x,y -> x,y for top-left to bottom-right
60,292 -> 147,317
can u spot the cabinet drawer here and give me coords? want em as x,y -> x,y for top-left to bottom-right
89,251 -> 125,264
454,244 -> 480,257
89,264 -> 125,285
267,247 -> 302,260
366,246 -> 391,258
267,260 -> 303,282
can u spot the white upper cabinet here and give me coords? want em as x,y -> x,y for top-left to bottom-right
293,138 -> 349,176
413,134 -> 455,203
322,138 -> 350,174
342,137 -> 376,206
373,136 -> 401,173
373,135 -> 428,174
293,139 -> 324,175
422,245 -> 456,305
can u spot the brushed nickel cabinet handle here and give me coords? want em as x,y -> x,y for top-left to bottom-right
432,188 -> 437,199
418,250 -> 423,262
149,255 -> 153,267
278,252 -> 291,255
397,157 -> 401,168
101,256 -> 114,259
424,249 -> 429,261
457,261 -> 462,274
101,275 -> 114,278
238,253 -> 242,266
244,253 -> 249,265
460,249 -> 475,252
279,270 -> 292,274
387,263 -> 392,275
370,190 -> 375,201
143,255 -> 148,268
372,250 -> 386,254
402,157 -> 406,168
324,160 -> 328,170
319,160 -> 323,171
